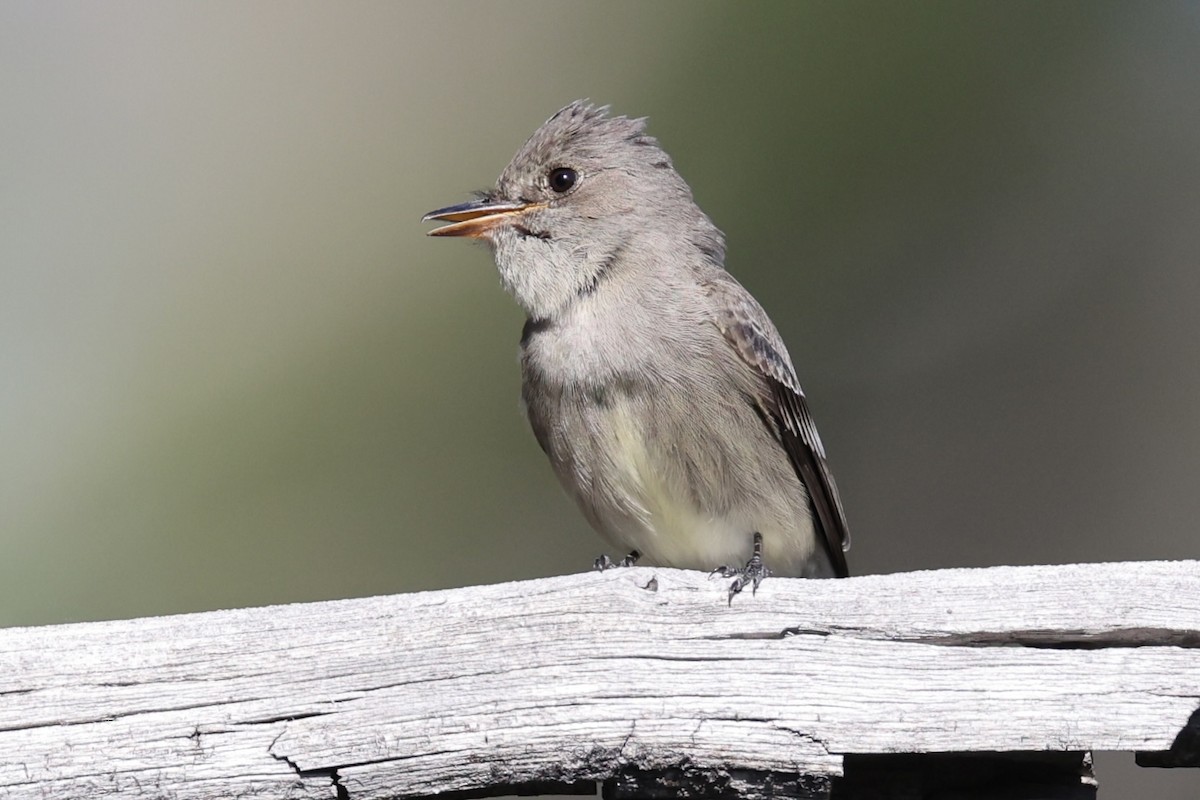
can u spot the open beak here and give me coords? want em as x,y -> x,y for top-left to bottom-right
422,198 -> 541,238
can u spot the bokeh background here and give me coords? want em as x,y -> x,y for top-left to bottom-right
2,2 -> 1196,795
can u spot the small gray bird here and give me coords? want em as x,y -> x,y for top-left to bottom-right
424,101 -> 849,598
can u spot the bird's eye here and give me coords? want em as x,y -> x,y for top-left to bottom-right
549,167 -> 577,193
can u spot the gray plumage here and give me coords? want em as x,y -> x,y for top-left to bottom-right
424,101 -> 849,582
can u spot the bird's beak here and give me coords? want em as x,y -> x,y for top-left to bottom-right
422,198 -> 543,238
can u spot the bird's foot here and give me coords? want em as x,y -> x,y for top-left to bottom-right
710,532 -> 771,605
594,550 -> 641,571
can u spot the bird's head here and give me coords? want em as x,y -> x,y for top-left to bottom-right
424,101 -> 724,320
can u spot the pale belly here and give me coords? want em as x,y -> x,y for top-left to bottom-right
558,397 -> 828,578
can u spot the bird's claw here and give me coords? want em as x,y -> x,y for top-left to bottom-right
594,550 -> 641,571
709,532 -> 771,604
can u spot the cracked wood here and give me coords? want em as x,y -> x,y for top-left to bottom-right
0,561 -> 1198,799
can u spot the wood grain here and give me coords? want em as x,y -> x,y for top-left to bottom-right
1,561 -> 1197,799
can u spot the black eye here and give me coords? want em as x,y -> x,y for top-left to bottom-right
549,167 -> 577,193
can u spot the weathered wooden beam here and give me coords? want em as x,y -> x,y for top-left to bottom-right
1,561 -> 1197,799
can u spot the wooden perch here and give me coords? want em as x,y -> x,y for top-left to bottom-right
1,561 -> 1197,800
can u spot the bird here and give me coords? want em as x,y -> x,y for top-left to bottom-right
423,101 -> 849,600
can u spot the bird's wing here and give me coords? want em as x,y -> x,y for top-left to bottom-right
706,274 -> 851,577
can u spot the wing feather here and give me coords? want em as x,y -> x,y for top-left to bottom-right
708,276 -> 851,578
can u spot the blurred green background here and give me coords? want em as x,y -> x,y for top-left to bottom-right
2,2 -> 1197,794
